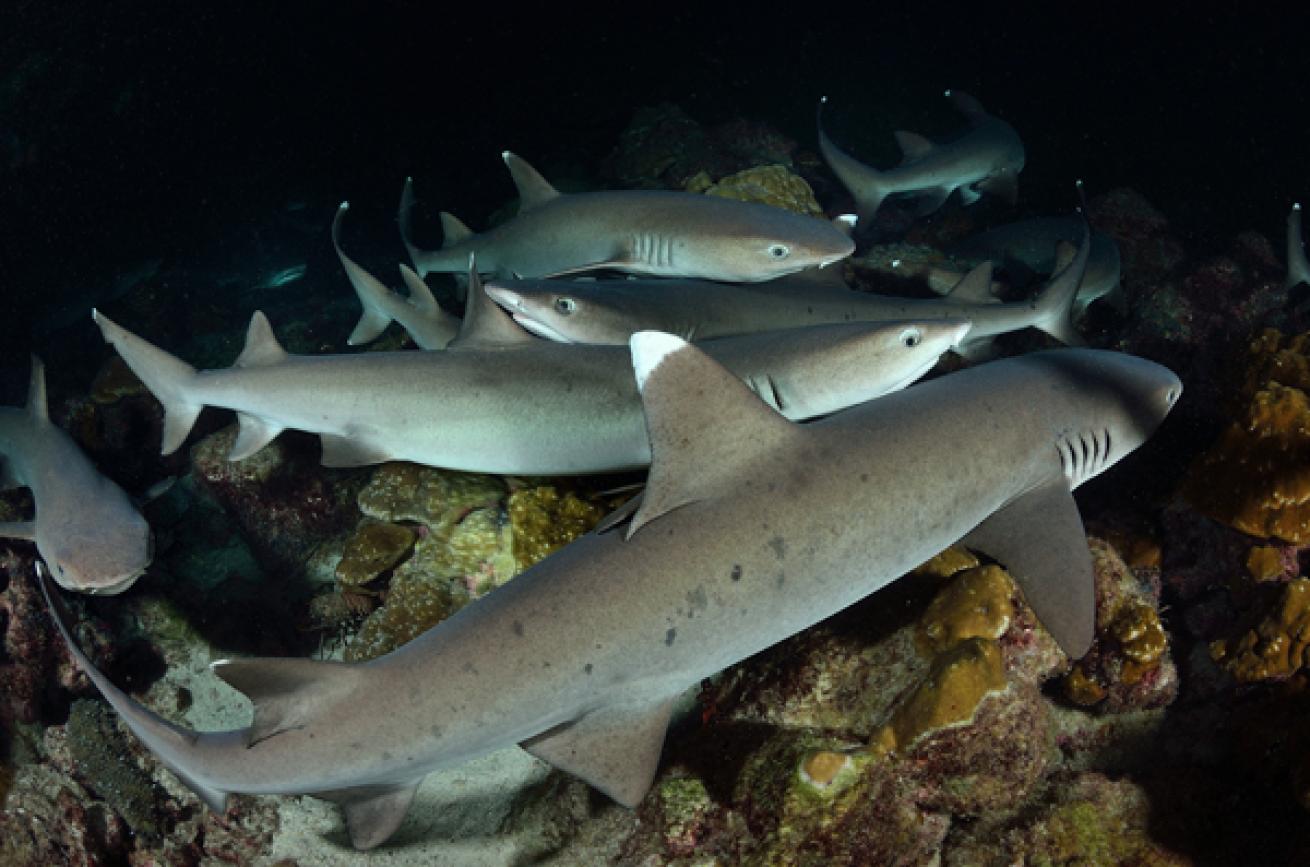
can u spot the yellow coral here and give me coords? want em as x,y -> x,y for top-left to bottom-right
914,565 -> 1015,655
344,571 -> 460,662
870,638 -> 1007,755
335,522 -> 415,587
1109,600 -> 1167,684
798,750 -> 853,791
1246,545 -> 1286,583
697,165 -> 825,218
912,545 -> 981,580
1212,578 -> 1310,681
508,485 -> 605,569
1063,665 -> 1108,706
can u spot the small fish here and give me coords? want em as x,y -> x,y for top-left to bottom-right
255,264 -> 308,290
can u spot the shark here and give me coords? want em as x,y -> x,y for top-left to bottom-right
484,215 -> 1089,350
0,358 -> 152,594
332,202 -> 460,349
92,271 -> 966,475
41,333 -> 1180,850
399,152 -> 855,282
1289,203 -> 1309,289
818,91 -> 1025,225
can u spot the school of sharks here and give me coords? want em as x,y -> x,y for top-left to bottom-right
16,85 -> 1308,855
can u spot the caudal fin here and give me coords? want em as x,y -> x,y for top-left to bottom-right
398,177 -> 476,278
1289,203 -> 1309,289
817,97 -> 889,227
92,310 -> 201,454
1031,214 -> 1091,346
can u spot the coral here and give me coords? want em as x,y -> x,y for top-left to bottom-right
912,544 -> 980,579
1211,578 -> 1310,682
334,521 -> 415,587
64,698 -> 168,841
357,463 -> 505,527
797,750 -> 855,792
1086,188 -> 1185,283
651,774 -> 717,857
914,564 -> 1014,655
1246,544 -> 1293,583
693,164 -> 824,218
508,485 -> 605,570
344,570 -> 462,662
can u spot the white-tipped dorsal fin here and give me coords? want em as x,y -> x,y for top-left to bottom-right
449,256 -> 536,350
893,130 -> 935,164
501,151 -> 561,212
439,211 -> 474,247
1289,202 -> 1309,290
235,312 -> 288,369
523,696 -> 677,808
332,202 -> 394,346
946,261 -> 997,304
211,656 -> 361,747
316,781 -> 423,851
945,88 -> 988,122
26,355 -> 48,422
626,332 -> 798,539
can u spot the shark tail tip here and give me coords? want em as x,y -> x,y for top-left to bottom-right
338,201 -> 349,212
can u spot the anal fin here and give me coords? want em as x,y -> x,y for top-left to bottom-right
961,477 -> 1095,658
317,780 -> 422,851
229,413 -> 284,461
523,696 -> 677,807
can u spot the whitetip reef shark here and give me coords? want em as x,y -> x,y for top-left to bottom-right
485,214 -> 1089,350
399,151 -> 855,281
1289,203 -> 1309,289
41,333 -> 1180,849
91,269 -> 965,475
0,358 -> 152,594
818,90 -> 1025,225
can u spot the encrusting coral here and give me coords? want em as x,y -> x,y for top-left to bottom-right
687,164 -> 825,218
1211,577 -> 1310,682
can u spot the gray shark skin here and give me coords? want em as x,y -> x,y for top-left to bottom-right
332,202 -> 460,349
946,215 -> 1123,316
91,284 -> 966,475
0,359 -> 152,594
818,90 -> 1025,225
1289,203 -> 1309,289
399,152 -> 854,282
41,337 -> 1179,850
485,215 -> 1089,349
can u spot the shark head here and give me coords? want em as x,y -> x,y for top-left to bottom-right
39,492 -> 153,595
1032,350 -> 1181,488
485,281 -> 680,344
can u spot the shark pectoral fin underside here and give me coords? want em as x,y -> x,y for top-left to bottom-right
977,171 -> 1019,205
522,696 -> 678,807
961,477 -> 1096,659
0,521 -> 36,540
501,151 -> 562,211
914,187 -> 953,216
893,130 -> 935,163
317,780 -> 422,851
229,413 -> 284,461
211,655 -> 362,747
627,332 -> 799,539
319,434 -> 393,468
946,261 -> 997,305
449,260 -> 537,350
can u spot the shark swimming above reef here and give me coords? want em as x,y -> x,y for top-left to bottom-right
0,358 -> 152,594
818,91 -> 1025,226
42,333 -> 1180,850
485,214 -> 1089,350
1289,203 -> 1309,289
91,269 -> 965,475
400,152 -> 855,282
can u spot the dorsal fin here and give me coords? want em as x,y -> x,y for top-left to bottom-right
946,261 -> 997,304
398,264 -> 438,313
501,151 -> 561,211
893,130 -> 935,163
235,312 -> 288,368
439,211 -> 474,248
449,256 -> 535,350
27,356 -> 48,422
946,88 -> 988,122
211,655 -> 362,747
625,332 -> 798,539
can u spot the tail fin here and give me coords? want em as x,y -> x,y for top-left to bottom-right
1031,215 -> 1091,346
38,563 -> 232,812
397,177 -> 477,279
92,310 -> 201,454
817,97 -> 889,227
1289,203 -> 1309,289
27,356 -> 48,422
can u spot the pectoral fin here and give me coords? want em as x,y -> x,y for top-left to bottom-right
316,780 -> 422,851
961,477 -> 1096,658
523,697 -> 677,807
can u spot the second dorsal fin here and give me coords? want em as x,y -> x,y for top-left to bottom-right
501,151 -> 561,211
894,130 -> 935,163
946,261 -> 997,304
625,332 -> 798,539
235,313 -> 289,368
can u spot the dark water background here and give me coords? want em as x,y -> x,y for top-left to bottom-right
3,4 -> 1308,392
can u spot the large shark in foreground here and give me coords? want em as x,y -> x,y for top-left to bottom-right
400,152 -> 855,282
818,91 -> 1025,225
44,336 -> 1180,849
486,215 -> 1089,349
0,358 -> 152,594
92,276 -> 964,474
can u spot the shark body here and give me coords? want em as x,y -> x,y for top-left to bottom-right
44,337 -> 1180,849
401,152 -> 854,282
818,91 -> 1025,225
92,280 -> 965,474
0,359 -> 151,594
485,217 -> 1089,349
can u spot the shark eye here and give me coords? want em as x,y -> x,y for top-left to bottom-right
899,327 -> 922,348
767,244 -> 790,259
554,297 -> 577,315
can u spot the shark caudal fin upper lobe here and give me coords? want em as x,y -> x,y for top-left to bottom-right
1031,216 -> 1092,347
1289,204 -> 1309,290
816,98 -> 890,227
92,310 -> 201,454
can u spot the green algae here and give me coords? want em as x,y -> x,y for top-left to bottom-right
66,699 -> 168,841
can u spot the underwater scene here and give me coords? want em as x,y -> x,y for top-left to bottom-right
3,6 -> 1310,865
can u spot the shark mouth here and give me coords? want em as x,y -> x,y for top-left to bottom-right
511,313 -> 575,344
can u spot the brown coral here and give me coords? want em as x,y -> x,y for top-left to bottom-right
334,521 -> 415,587
508,485 -> 605,570
692,164 -> 825,218
1211,577 -> 1310,682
